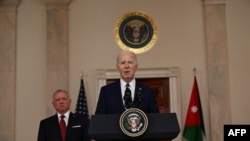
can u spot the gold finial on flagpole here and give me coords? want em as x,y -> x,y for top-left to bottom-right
193,67 -> 197,76
80,70 -> 83,79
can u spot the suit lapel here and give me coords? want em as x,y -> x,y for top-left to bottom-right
51,114 -> 63,141
114,80 -> 125,110
65,112 -> 74,141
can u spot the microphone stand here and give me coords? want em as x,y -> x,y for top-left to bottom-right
132,88 -> 143,108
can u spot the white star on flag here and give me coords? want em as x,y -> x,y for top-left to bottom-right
191,105 -> 198,113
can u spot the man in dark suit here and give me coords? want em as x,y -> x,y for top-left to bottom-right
38,89 -> 91,141
95,50 -> 159,114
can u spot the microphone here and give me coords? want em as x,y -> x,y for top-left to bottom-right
132,88 -> 143,108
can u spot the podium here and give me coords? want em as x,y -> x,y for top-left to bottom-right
89,113 -> 180,140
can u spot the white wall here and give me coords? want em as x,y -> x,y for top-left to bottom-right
16,0 -> 250,141
226,0 -> 250,123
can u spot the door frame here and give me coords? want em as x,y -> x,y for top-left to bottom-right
96,67 -> 182,141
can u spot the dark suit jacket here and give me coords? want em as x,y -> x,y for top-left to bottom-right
95,80 -> 159,114
38,112 -> 91,141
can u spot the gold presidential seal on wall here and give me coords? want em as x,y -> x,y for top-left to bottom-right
114,11 -> 158,54
119,108 -> 148,137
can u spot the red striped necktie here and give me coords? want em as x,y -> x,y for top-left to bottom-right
60,115 -> 67,141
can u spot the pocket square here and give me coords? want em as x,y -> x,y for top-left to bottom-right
72,125 -> 81,128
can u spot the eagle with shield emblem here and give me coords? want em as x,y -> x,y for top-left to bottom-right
126,115 -> 143,132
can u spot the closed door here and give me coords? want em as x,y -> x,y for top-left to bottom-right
137,78 -> 170,113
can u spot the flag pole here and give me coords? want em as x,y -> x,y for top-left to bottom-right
80,70 -> 83,79
192,67 -> 197,76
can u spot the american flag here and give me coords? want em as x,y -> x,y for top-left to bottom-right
75,78 -> 89,118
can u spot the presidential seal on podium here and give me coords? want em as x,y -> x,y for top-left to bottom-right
119,108 -> 148,137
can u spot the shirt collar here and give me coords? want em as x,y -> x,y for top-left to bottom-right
120,78 -> 135,88
57,110 -> 70,119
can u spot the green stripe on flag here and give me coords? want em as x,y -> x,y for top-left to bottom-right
183,126 -> 203,141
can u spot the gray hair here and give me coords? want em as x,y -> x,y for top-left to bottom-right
52,89 -> 70,100
116,50 -> 138,65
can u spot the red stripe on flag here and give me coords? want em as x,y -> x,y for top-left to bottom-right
185,76 -> 201,126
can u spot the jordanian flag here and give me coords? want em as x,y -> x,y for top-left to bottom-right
183,76 -> 205,141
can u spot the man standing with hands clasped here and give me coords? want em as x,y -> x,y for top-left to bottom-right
95,50 -> 159,114
38,89 -> 91,141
